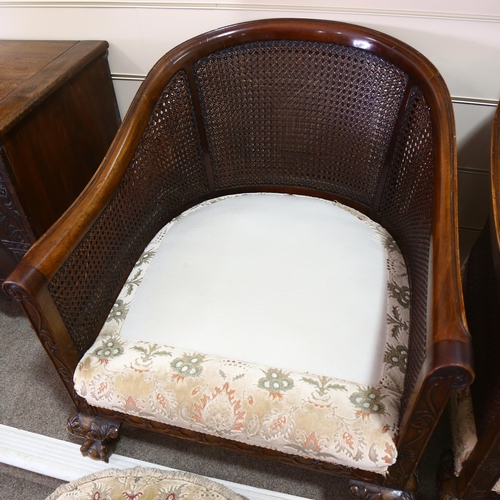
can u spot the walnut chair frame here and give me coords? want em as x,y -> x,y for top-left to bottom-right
439,102 -> 500,500
3,19 -> 473,499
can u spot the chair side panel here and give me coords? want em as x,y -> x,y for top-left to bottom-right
379,86 -> 435,417
465,222 -> 500,439
47,70 -> 209,355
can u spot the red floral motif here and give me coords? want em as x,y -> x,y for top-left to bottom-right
381,442 -> 396,463
96,381 -> 110,397
273,415 -> 288,431
307,399 -> 332,409
193,382 -> 245,433
155,393 -> 171,412
299,432 -> 328,453
261,408 -> 295,440
121,395 -> 144,413
343,432 -> 355,450
130,364 -> 148,373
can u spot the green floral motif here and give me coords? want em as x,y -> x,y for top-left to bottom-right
384,345 -> 408,374
383,235 -> 398,253
302,375 -> 347,408
171,354 -> 206,381
92,337 -> 125,361
387,305 -> 409,339
387,281 -> 411,308
132,344 -> 171,367
349,387 -> 386,419
125,269 -> 144,296
106,299 -> 129,323
258,369 -> 294,399
302,375 -> 347,396
134,250 -> 156,268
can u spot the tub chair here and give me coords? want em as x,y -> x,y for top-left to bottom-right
440,103 -> 500,499
3,19 -> 473,499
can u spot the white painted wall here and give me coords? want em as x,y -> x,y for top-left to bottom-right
1,1 -> 498,257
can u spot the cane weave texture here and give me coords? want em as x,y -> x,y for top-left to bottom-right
194,40 -> 408,205
465,223 -> 500,438
48,71 -> 208,355
379,86 -> 434,416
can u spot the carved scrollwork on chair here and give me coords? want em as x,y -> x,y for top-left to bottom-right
463,447 -> 500,500
386,363 -> 473,492
3,283 -> 81,403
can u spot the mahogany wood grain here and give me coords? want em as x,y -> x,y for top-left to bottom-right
0,41 -> 76,102
0,40 -> 120,284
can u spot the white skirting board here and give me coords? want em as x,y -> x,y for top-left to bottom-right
0,424 -> 309,500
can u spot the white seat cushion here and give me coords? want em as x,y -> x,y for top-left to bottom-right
122,193 -> 390,386
75,193 -> 410,473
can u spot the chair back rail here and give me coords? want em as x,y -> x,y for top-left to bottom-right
3,19 -> 473,491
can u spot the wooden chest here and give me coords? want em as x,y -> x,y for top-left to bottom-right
0,40 -> 120,285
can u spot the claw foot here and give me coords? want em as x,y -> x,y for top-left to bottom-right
67,413 -> 121,462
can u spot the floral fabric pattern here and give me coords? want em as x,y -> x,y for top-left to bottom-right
75,194 -> 410,474
46,467 -> 247,500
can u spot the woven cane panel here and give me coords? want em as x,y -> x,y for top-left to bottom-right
379,86 -> 434,416
466,223 -> 500,438
48,71 -> 208,355
194,40 -> 408,206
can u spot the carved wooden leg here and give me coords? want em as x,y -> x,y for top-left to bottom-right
348,475 -> 417,500
437,449 -> 460,500
67,413 -> 121,462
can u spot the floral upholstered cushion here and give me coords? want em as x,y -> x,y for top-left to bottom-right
75,193 -> 410,474
451,388 -> 500,493
46,467 -> 246,500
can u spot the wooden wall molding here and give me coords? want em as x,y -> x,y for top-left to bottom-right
0,424 -> 301,500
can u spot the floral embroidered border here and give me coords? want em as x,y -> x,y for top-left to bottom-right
46,467 -> 246,500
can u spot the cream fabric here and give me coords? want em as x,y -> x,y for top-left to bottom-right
120,193 -> 388,387
46,467 -> 247,500
75,193 -> 410,473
